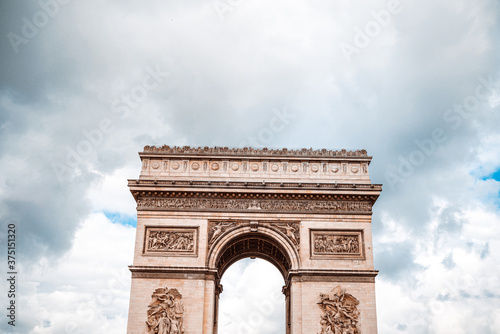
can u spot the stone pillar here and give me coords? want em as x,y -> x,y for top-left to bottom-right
212,281 -> 223,334
282,284 -> 291,334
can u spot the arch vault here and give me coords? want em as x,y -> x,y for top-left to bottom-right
126,146 -> 382,334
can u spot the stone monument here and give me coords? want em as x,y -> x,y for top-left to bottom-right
126,146 -> 382,334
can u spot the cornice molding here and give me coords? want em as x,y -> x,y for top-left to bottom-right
289,269 -> 378,282
128,266 -> 378,281
129,179 -> 382,191
132,190 -> 378,201
129,266 -> 218,280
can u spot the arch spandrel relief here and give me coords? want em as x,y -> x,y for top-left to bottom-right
205,221 -> 301,277
207,220 -> 300,251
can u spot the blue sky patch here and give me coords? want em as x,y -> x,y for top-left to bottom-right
104,211 -> 137,227
478,169 -> 500,208
481,168 -> 500,181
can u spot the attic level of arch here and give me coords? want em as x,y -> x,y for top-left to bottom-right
138,151 -> 374,185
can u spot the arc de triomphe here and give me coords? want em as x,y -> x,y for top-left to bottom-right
126,146 -> 382,334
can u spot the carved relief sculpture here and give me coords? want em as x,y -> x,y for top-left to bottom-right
314,235 -> 359,254
208,221 -> 237,247
317,286 -> 360,334
310,230 -> 364,258
137,197 -> 372,213
207,220 -> 301,251
145,228 -> 197,255
146,287 -> 186,334
271,222 -> 300,250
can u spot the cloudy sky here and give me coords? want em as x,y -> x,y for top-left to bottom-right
1,0 -> 500,333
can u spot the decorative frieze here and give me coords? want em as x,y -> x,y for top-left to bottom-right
317,286 -> 360,334
146,287 -> 186,334
144,227 -> 198,256
138,197 -> 372,214
310,230 -> 364,259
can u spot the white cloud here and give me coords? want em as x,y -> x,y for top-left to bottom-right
376,200 -> 500,333
1,0 -> 500,332
87,167 -> 140,216
7,214 -> 136,334
219,259 -> 286,334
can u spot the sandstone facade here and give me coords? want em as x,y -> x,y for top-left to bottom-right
126,146 -> 382,334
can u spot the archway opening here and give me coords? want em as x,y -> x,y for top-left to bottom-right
210,229 -> 297,334
214,232 -> 293,279
219,258 -> 286,334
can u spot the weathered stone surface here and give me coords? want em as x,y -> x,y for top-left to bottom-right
126,146 -> 381,334
139,146 -> 373,184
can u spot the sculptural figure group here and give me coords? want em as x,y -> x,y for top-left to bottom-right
148,231 -> 194,252
314,235 -> 359,254
146,287 -> 185,334
318,286 -> 360,334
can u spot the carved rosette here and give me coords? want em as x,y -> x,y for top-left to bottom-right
146,287 -> 186,334
145,228 -> 197,256
317,286 -> 360,334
